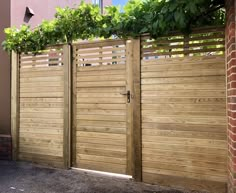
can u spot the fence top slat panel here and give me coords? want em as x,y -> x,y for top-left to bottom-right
73,39 -> 126,49
141,26 -> 225,59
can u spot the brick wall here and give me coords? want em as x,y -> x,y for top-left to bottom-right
226,0 -> 236,192
0,135 -> 12,160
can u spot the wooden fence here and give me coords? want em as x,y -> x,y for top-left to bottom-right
11,26 -> 227,193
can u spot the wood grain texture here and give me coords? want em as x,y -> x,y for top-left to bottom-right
63,44 -> 72,169
141,54 -> 227,191
18,47 -> 65,168
126,38 -> 142,180
74,40 -> 128,175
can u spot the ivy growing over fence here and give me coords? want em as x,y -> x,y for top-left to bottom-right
2,0 -> 225,53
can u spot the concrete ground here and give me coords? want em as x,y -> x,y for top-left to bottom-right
0,161 -> 205,193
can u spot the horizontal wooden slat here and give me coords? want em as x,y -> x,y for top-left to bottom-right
76,81 -> 126,87
76,52 -> 125,59
76,160 -> 126,174
18,153 -> 63,168
142,109 -> 226,116
20,87 -> 63,93
141,97 -> 226,104
143,161 -> 226,177
77,137 -> 126,147
76,104 -> 126,110
77,97 -> 126,104
142,115 -> 226,126
77,64 -> 125,72
74,39 -> 126,49
142,129 -> 226,140
77,69 -> 125,76
77,143 -> 126,152
20,112 -> 63,119
20,60 -> 63,67
142,173 -> 226,193
74,46 -> 125,54
20,122 -> 63,129
20,82 -> 64,88
77,147 -> 126,158
142,83 -> 225,91
142,90 -> 225,98
20,128 -> 63,135
19,147 -> 62,157
141,76 -> 225,84
142,122 -> 226,133
142,167 -> 226,182
77,120 -> 126,127
77,125 -> 126,134
141,63 -> 224,72
77,74 -> 126,82
77,109 -> 126,116
20,71 -> 63,78
143,143 -> 227,156
20,92 -> 64,98
76,92 -> 124,98
77,114 -> 126,122
141,69 -> 225,78
78,154 -> 126,165
20,102 -> 63,108
20,108 -> 63,113
19,98 -> 64,102
77,87 -> 125,93
20,117 -> 63,124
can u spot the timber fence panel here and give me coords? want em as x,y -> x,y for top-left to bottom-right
12,26 -> 228,193
141,27 -> 227,193
17,46 -> 69,168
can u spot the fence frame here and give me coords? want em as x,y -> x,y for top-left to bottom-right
10,26 -> 227,191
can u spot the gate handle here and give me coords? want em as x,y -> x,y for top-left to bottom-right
120,90 -> 131,103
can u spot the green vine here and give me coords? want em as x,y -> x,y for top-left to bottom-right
2,0 -> 225,53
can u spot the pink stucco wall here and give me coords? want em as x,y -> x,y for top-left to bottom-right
0,0 -> 11,135
11,0 -> 112,28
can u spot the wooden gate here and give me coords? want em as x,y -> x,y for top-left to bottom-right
72,39 -> 141,176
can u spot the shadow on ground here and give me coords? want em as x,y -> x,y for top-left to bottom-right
0,161 -> 206,193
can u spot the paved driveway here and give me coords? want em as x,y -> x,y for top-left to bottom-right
0,161 -> 204,193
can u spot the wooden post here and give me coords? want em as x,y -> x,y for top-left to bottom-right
63,44 -> 72,169
72,46 -> 77,167
126,38 -> 142,181
184,34 -> 189,56
11,51 -> 19,161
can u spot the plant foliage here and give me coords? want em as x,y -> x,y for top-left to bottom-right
2,0 -> 225,53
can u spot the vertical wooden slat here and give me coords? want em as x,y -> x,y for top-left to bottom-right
184,34 -> 190,56
11,51 -> 19,161
63,44 -> 72,168
132,38 -> 142,181
126,40 -> 133,175
72,46 -> 77,167
126,38 -> 142,180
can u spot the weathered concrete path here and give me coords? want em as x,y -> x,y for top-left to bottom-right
0,161 -> 204,193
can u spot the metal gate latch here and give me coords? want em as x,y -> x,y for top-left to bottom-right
120,90 -> 131,103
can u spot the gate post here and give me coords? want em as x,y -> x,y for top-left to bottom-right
11,51 -> 19,161
226,0 -> 236,192
63,44 -> 72,169
126,38 -> 142,181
